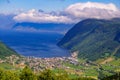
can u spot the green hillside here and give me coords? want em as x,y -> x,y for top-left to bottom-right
58,18 -> 120,61
0,41 -> 19,59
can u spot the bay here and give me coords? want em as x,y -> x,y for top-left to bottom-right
0,30 -> 70,58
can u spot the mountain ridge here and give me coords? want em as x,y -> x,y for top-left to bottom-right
12,22 -> 74,33
58,18 -> 120,61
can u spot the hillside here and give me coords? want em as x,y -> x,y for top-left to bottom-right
0,42 -> 19,59
58,18 -> 120,61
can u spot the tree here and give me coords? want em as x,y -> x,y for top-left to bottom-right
101,72 -> 120,80
56,70 -> 70,80
3,71 -> 20,80
20,66 -> 37,80
38,69 -> 57,80
0,68 -> 20,80
0,68 -> 4,79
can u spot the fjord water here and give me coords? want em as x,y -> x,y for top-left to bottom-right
0,30 -> 70,58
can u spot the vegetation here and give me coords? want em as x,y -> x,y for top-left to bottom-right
58,18 -> 120,61
0,66 -> 96,80
0,57 -> 120,80
0,42 -> 19,59
0,63 -> 14,70
1,18 -> 120,79
1,55 -> 120,79
101,72 -> 120,80
0,65 -> 119,80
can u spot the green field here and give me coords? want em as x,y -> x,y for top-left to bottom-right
0,63 -> 14,69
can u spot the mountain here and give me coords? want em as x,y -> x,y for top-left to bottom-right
0,14 -> 74,34
12,22 -> 73,33
0,42 -> 19,59
58,18 -> 120,61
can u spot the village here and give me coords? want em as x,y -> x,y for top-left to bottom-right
1,52 -> 120,79
0,52 -> 84,72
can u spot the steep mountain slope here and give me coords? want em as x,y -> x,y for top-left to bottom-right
58,18 -> 120,61
0,42 -> 19,59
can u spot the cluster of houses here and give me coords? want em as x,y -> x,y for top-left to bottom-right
4,54 -> 80,72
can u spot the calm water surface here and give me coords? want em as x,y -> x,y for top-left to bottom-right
0,31 -> 70,58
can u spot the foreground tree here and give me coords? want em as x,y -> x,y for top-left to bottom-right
56,70 -> 70,80
0,68 -> 20,80
20,66 -> 37,80
38,69 -> 57,80
101,72 -> 120,80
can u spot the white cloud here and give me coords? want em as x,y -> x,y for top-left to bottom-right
65,2 -> 120,20
66,2 -> 118,12
13,2 -> 120,24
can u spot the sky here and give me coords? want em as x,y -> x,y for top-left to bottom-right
0,0 -> 120,24
0,0 -> 120,13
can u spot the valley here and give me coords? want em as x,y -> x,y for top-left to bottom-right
1,0 -> 120,79
0,18 -> 120,80
1,54 -> 120,79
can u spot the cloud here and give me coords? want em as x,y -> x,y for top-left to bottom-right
65,2 -> 120,20
66,2 -> 118,12
13,2 -> 120,24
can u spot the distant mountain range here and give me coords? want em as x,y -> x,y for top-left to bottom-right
58,18 -> 120,61
0,14 -> 73,34
0,14 -> 73,59
1,14 -> 120,61
13,22 -> 73,33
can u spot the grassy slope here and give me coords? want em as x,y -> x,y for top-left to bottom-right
60,58 -> 120,79
58,18 -> 120,61
0,42 -> 19,59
